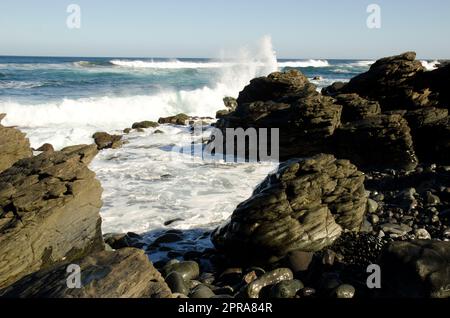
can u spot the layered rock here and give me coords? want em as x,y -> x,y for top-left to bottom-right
0,144 -> 104,289
158,113 -> 190,125
333,94 -> 381,122
333,114 -> 418,171
0,114 -> 33,172
212,154 -> 367,264
215,70 -> 342,160
378,240 -> 450,298
323,52 -> 427,110
0,248 -> 172,298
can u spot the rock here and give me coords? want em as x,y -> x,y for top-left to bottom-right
154,232 -> 183,244
425,191 -> 441,206
92,132 -> 123,150
270,279 -> 304,298
0,144 -> 103,289
0,117 -> 33,172
215,70 -> 342,161
245,268 -> 293,298
333,94 -> 381,122
367,198 -> 379,213
334,284 -> 356,298
189,284 -> 215,298
324,52 -> 427,110
123,128 -> 132,134
322,249 -> 336,266
369,214 -> 380,225
379,240 -> 450,298
218,268 -> 243,286
412,116 -> 450,164
131,121 -> 159,129
163,261 -> 200,281
286,251 -> 314,272
0,248 -> 172,298
212,154 -> 367,263
298,287 -> 316,298
0,113 -> 6,123
334,114 -> 418,171
154,129 -> 164,134
165,271 -> 189,296
321,82 -> 346,96
380,223 -> 412,236
158,114 -> 190,125
414,228 -> 431,240
36,143 -> 54,153
223,97 -> 238,111
103,232 -> 144,250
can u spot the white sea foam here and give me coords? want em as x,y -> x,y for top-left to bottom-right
110,59 -> 226,69
0,80 -> 43,89
278,59 -> 330,68
421,60 -> 439,71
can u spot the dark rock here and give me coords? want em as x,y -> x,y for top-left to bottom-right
298,287 -> 316,298
165,271 -> 189,296
92,132 -> 122,150
270,279 -> 304,298
379,240 -> 450,298
245,268 -> 293,298
154,232 -> 183,244
163,261 -> 200,281
36,143 -> 54,153
123,128 -> 132,134
0,116 -> 33,172
218,268 -> 242,286
103,232 -> 144,250
131,121 -> 159,129
0,248 -> 171,298
334,114 -> 418,171
334,284 -> 356,298
380,223 -> 412,237
0,144 -> 103,289
158,114 -> 190,125
333,94 -> 381,122
212,154 -> 367,263
189,284 -> 215,298
154,129 -> 164,134
322,249 -> 336,266
164,218 -> 184,226
286,251 -> 314,272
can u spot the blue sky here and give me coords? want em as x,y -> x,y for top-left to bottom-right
0,0 -> 449,59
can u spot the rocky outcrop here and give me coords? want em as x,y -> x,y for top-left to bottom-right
324,52 -> 427,111
92,132 -> 123,150
215,70 -> 342,160
0,114 -> 33,172
0,248 -> 172,298
378,240 -> 450,298
333,94 -> 381,122
131,121 -> 159,129
212,154 -> 367,264
0,144 -> 104,289
158,113 -> 190,125
333,114 -> 418,171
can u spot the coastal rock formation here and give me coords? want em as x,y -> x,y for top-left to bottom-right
323,52 -> 427,110
0,114 -> 33,172
379,240 -> 450,298
92,132 -> 123,150
158,113 -> 190,125
0,144 -> 104,289
333,94 -> 381,122
131,121 -> 159,129
215,70 -> 342,160
0,248 -> 172,298
333,114 -> 418,171
212,154 -> 367,264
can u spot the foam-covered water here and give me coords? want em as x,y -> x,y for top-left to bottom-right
3,39 -> 437,257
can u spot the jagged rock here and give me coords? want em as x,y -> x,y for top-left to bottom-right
36,143 -> 54,153
415,64 -> 450,109
0,144 -> 104,289
0,248 -> 172,298
212,154 -> 367,264
215,70 -> 342,160
324,52 -> 427,110
379,240 -> 450,298
0,113 -> 6,123
0,115 -> 33,172
333,94 -> 381,122
333,114 -> 418,171
92,132 -> 123,150
158,114 -> 190,125
131,121 -> 159,129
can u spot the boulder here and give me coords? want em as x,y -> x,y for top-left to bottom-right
333,114 -> 418,171
0,144 -> 104,289
215,70 -> 342,161
212,154 -> 367,264
92,132 -> 123,150
324,52 -> 427,111
36,143 -> 54,153
0,115 -> 33,172
0,248 -> 172,298
131,121 -> 159,129
158,114 -> 190,125
378,240 -> 450,298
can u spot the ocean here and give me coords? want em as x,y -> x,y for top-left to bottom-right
0,49 -> 439,261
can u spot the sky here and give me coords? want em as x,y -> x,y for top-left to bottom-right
0,0 -> 449,59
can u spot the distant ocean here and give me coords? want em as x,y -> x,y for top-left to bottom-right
0,50 -> 440,260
